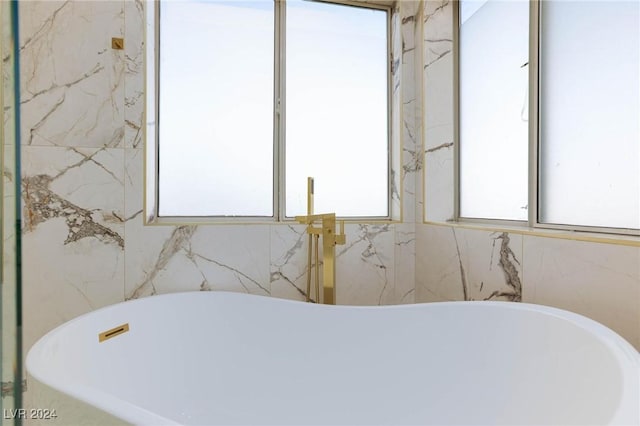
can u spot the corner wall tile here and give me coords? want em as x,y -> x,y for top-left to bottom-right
337,224 -> 395,305
523,236 -> 640,351
395,224 -> 416,304
416,224 -> 523,303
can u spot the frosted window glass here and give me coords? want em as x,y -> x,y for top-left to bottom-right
158,1 -> 274,217
459,0 -> 529,221
285,0 -> 389,217
540,1 -> 640,229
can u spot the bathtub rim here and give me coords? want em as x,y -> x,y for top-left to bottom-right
26,291 -> 640,425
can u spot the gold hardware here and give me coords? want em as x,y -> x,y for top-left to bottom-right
295,177 -> 346,305
111,37 -> 124,50
98,323 -> 129,342
306,177 -> 314,303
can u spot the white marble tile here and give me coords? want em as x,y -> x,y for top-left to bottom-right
270,224 -> 311,302
124,0 -> 144,149
397,1 -> 421,224
417,224 -> 461,302
124,220 -> 177,298
20,1 -> 124,148
125,223 -> 271,299
394,224 -> 416,304
523,236 -> 640,350
423,0 -> 453,71
424,133 -> 454,222
124,148 -> 143,219
23,217 -> 125,351
23,146 -> 125,241
390,4 -> 402,221
21,145 -> 125,351
337,223 -> 395,305
422,0 -> 454,223
416,224 -> 523,303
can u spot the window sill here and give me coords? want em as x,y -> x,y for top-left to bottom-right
422,219 -> 640,247
144,216 -> 401,227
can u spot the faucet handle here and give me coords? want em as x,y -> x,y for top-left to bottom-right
335,220 -> 346,245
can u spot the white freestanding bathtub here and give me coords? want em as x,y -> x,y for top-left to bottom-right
27,292 -> 639,425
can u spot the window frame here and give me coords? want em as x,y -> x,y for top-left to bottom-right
453,0 -> 640,237
144,0 -> 394,224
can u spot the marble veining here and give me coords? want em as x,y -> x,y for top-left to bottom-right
389,3 -> 402,219
486,232 -> 522,302
451,229 -> 523,302
124,0 -> 144,148
416,225 -> 524,303
19,2 -> 71,54
188,246 -> 270,296
451,227 -> 470,300
126,225 -> 272,300
270,225 -> 309,300
399,1 -> 420,223
423,1 -> 451,69
127,226 -> 197,299
23,174 -> 124,248
422,0 -> 454,222
338,224 -> 393,305
425,141 -> 453,153
403,144 -> 423,174
394,225 -> 416,304
22,147 -> 124,248
20,0 -> 125,148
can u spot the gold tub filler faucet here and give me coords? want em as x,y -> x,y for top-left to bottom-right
294,177 -> 346,305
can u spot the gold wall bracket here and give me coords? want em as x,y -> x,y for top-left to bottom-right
294,177 -> 346,305
111,37 -> 124,50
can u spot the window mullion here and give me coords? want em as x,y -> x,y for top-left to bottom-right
528,0 -> 539,229
274,0 -> 287,221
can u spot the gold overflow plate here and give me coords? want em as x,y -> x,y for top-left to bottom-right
98,323 -> 130,342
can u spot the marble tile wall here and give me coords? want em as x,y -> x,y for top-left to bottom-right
416,224 -> 640,350
422,0 -> 454,223
10,2 -> 638,423
16,0 -> 421,369
417,0 -> 640,350
416,225 -> 524,303
12,1 -> 422,420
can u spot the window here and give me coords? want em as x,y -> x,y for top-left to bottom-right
458,0 -> 529,221
148,0 -> 391,221
538,0 -> 639,230
457,0 -> 640,234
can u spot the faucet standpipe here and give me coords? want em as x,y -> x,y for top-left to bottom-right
294,177 -> 346,305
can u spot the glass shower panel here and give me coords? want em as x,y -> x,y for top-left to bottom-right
2,1 -> 23,424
